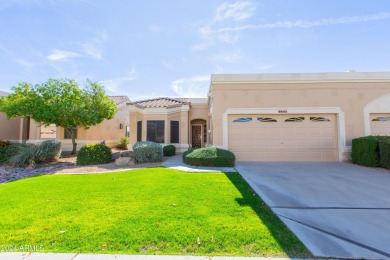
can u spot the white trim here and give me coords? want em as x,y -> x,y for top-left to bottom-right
211,72 -> 390,84
222,107 -> 346,162
363,94 -> 390,136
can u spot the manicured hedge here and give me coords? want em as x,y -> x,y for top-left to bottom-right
163,145 -> 176,157
351,136 -> 390,167
133,141 -> 163,163
183,147 -> 235,167
77,144 -> 112,166
379,139 -> 390,169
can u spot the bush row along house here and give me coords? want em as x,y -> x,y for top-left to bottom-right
1,71 -> 390,162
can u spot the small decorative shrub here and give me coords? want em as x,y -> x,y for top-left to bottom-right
77,144 -> 112,166
0,139 -> 11,147
183,147 -> 235,167
379,139 -> 390,169
352,136 -> 390,167
117,137 -> 129,150
9,144 -> 38,167
0,144 -> 21,164
7,141 -> 62,167
163,145 -> 176,157
133,141 -> 163,163
35,140 -> 62,163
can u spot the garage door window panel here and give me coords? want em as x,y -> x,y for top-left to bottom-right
310,116 -> 331,122
372,116 -> 390,121
232,117 -> 252,122
257,117 -> 277,122
285,117 -> 305,122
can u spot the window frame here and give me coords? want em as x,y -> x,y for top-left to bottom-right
170,120 -> 179,144
147,120 -> 165,143
64,127 -> 78,139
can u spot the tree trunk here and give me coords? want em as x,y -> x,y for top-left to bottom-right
65,128 -> 77,155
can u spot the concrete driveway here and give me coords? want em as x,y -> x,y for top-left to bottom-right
235,162 -> 390,259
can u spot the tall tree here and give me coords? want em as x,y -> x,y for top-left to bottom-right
0,79 -> 118,154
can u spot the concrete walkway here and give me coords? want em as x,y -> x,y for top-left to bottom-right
0,253 -> 301,260
162,154 -> 236,172
236,162 -> 390,259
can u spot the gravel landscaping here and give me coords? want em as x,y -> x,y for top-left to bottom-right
0,153 -> 168,183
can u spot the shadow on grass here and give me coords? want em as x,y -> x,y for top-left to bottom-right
224,172 -> 312,258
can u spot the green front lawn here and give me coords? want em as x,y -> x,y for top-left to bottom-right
0,168 -> 310,257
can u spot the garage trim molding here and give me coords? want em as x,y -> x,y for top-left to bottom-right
222,107 -> 346,162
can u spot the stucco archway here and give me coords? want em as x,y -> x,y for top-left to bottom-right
190,118 -> 207,148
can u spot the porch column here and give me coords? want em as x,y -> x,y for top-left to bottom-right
180,106 -> 190,149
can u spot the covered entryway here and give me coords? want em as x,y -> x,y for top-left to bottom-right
190,119 -> 207,148
370,113 -> 390,135
228,114 -> 338,161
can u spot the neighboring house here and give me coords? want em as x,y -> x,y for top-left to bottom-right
127,97 -> 209,153
26,96 -> 130,151
0,91 -> 29,142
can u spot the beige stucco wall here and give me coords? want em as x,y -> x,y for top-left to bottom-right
210,80 -> 390,152
128,107 -> 189,152
0,113 -> 23,141
28,103 -> 130,151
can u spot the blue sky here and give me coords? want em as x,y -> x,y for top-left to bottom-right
1,0 -> 390,100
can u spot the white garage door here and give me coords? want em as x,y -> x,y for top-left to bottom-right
228,114 -> 338,162
370,114 -> 390,136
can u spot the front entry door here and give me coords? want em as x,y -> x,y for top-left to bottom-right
192,125 -> 202,148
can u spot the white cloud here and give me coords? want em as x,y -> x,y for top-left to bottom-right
81,30 -> 108,60
214,1 -> 256,22
192,1 -> 256,50
193,9 -> 390,51
47,49 -> 81,61
217,12 -> 390,33
171,75 -> 210,97
99,67 -> 138,94
82,43 -> 102,59
16,59 -> 36,68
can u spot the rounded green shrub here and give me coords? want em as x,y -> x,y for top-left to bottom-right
163,145 -> 176,157
133,141 -> 162,163
352,136 -> 390,167
0,144 -> 20,164
117,137 -> 129,150
35,140 -> 62,163
77,144 -> 112,166
183,147 -> 235,167
8,144 -> 38,167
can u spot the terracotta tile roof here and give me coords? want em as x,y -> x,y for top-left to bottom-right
109,96 -> 131,105
128,97 -> 190,108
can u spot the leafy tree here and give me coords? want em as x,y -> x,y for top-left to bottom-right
0,79 -> 118,154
